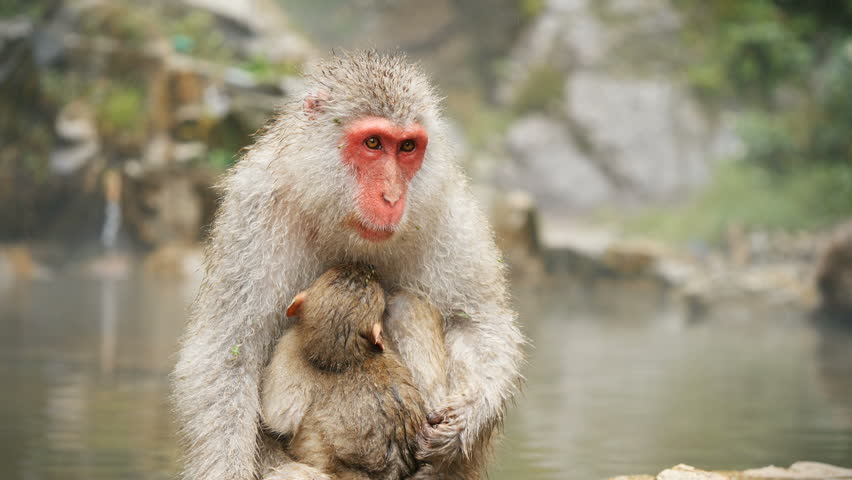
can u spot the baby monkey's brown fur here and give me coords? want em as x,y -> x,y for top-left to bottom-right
262,264 -> 447,480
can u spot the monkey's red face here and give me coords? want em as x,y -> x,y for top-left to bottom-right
342,117 -> 428,242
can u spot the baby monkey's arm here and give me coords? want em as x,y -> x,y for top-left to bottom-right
261,331 -> 315,437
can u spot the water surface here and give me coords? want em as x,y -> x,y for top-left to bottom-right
1,271 -> 850,479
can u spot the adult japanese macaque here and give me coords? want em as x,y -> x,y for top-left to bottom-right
172,50 -> 525,480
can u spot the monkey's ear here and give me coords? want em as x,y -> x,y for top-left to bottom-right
286,292 -> 306,317
371,323 -> 384,352
302,90 -> 329,119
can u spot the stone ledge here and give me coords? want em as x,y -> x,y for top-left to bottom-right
610,462 -> 852,480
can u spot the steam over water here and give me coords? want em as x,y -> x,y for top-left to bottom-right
1,272 -> 851,479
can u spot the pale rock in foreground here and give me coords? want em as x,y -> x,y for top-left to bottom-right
658,465 -> 728,480
743,461 -> 852,479
609,461 -> 852,480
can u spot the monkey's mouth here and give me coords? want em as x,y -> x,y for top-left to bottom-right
348,218 -> 396,242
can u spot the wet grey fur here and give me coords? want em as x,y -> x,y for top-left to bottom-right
171,50 -> 525,480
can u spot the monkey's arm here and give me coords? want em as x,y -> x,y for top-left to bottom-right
172,297 -> 275,480
173,289 -> 331,480
416,185 -> 526,468
171,155 -> 339,480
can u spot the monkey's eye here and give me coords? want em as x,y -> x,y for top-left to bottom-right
365,136 -> 381,150
400,139 -> 416,153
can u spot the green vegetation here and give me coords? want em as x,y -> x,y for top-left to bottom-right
0,0 -> 50,19
41,71 -> 147,143
637,1 -> 852,242
446,90 -> 513,150
164,9 -> 236,63
98,82 -> 146,137
15,125 -> 54,182
40,71 -> 78,105
629,161 -> 852,243
75,1 -> 295,80
32,0 -> 297,174
450,63 -> 562,152
77,1 -> 159,48
207,149 -> 237,171
240,56 -> 301,84
511,65 -> 565,114
518,0 -> 546,20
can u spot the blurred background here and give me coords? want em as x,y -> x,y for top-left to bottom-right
1,0 -> 851,479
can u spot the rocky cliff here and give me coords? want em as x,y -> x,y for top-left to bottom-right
495,0 -> 741,212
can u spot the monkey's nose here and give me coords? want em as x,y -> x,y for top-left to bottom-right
382,192 -> 399,207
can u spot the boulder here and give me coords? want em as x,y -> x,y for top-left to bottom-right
815,222 -> 852,317
742,461 -> 852,479
134,175 -> 205,246
50,101 -> 100,175
0,245 -> 51,284
658,465 -> 728,480
143,243 -> 204,279
488,189 -> 544,277
609,461 -> 852,480
500,115 -> 612,209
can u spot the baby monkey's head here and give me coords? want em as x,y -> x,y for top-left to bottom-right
286,263 -> 387,371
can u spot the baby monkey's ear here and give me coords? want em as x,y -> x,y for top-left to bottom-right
371,323 -> 384,352
286,292 -> 306,317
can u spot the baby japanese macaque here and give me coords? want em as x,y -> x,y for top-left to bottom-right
261,264 -> 446,480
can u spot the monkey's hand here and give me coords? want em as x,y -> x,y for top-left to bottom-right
415,398 -> 469,467
262,462 -> 332,480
